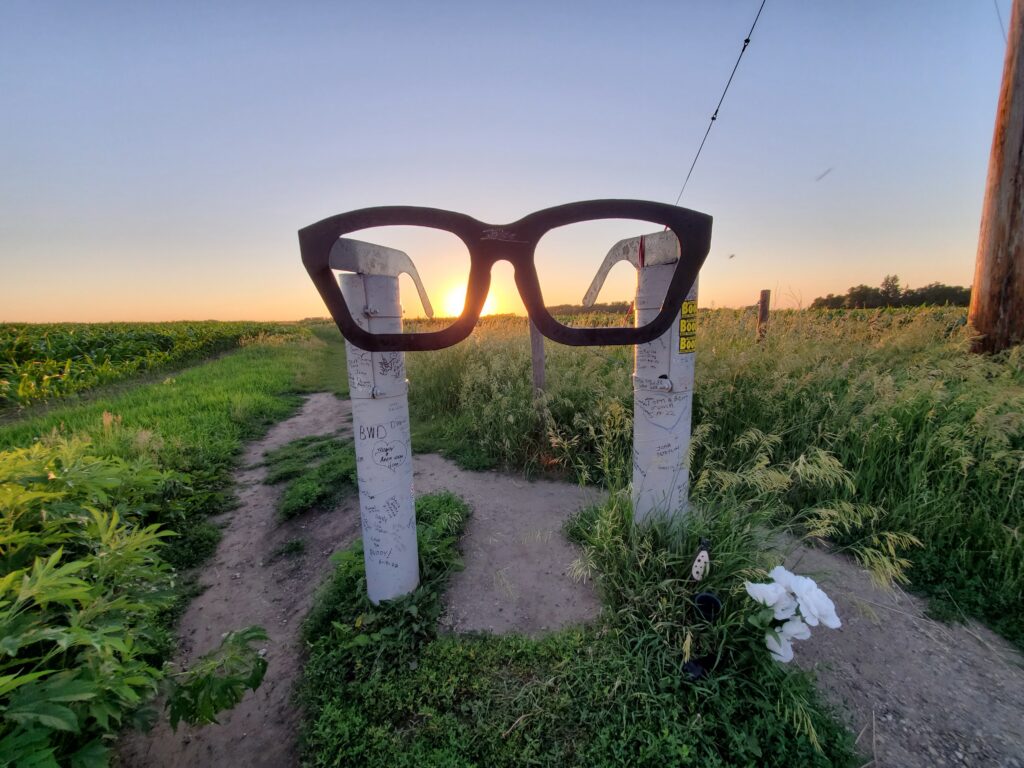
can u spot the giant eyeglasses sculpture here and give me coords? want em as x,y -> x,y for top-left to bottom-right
299,200 -> 712,604
300,199 -> 712,352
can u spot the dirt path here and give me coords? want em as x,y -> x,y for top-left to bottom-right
788,545 -> 1024,768
414,453 -> 602,635
120,393 -> 360,768
120,396 -> 602,767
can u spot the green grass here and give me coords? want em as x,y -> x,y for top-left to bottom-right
4,312 -> 1017,763
0,320 -> 308,408
264,434 -> 357,519
399,309 -> 1024,648
0,327 -> 348,570
299,460 -> 859,767
304,324 -> 351,398
271,538 -> 307,559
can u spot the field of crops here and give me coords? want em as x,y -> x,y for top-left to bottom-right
0,321 -> 304,409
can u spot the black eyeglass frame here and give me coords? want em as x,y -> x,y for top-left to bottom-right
299,199 -> 712,352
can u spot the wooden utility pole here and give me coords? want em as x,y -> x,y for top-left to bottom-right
756,289 -> 771,341
970,0 -> 1024,353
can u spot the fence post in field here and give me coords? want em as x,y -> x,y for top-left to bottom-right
757,289 -> 770,341
529,318 -> 546,395
970,0 -> 1024,353
334,242 -> 425,604
582,232 -> 698,522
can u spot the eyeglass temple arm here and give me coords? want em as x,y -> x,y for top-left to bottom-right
581,230 -> 681,307
328,238 -> 434,318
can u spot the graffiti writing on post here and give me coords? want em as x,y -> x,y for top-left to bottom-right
372,440 -> 407,471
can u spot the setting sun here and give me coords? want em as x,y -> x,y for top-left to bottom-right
442,285 -> 497,318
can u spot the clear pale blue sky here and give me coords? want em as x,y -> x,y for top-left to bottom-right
0,1 -> 1009,320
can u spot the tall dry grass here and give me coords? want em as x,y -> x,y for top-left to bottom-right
405,308 -> 1024,645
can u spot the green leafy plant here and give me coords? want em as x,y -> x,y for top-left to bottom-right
0,438 -> 271,767
165,626 -> 269,730
0,438 -> 174,765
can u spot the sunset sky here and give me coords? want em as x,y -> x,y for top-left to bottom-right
0,1 -> 1010,321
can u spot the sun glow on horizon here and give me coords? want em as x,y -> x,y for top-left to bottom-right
442,285 -> 497,318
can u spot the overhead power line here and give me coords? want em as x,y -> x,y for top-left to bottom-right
995,0 -> 1008,43
672,0 -> 768,205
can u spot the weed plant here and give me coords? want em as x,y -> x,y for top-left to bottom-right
0,332 -> 349,766
0,438 -> 267,766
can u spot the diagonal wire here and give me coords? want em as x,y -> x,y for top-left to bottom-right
994,0 -> 1008,43
672,0 -> 768,205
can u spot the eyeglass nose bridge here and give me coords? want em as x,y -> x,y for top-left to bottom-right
472,235 -> 535,265
462,237 -> 541,313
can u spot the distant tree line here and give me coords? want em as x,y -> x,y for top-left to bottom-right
546,301 -> 632,316
810,275 -> 970,309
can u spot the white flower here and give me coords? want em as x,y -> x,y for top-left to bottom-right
768,566 -> 842,629
766,619 -> 811,664
765,631 -> 793,663
771,591 -> 798,621
753,566 -> 841,663
745,579 -> 798,620
768,565 -> 797,590
790,576 -> 842,629
745,580 -> 787,607
780,617 -> 811,641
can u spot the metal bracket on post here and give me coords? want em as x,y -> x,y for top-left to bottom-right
330,238 -> 433,604
583,231 -> 698,522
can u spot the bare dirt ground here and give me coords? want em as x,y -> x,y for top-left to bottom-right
788,544 -> 1024,768
414,453 -> 602,635
121,392 -> 1024,768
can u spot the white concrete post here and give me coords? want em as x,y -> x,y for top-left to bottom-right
330,237 -> 435,604
331,238 -> 434,603
340,273 -> 419,603
632,265 -> 697,522
581,231 -> 698,522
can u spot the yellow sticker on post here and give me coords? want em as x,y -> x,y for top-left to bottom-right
678,300 -> 697,354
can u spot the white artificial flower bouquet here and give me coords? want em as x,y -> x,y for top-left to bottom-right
744,566 -> 841,663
